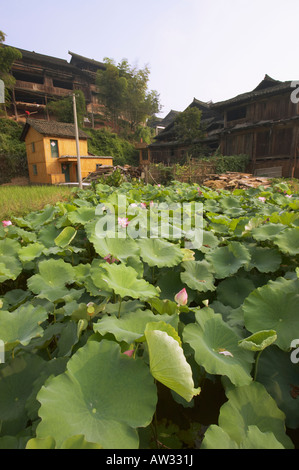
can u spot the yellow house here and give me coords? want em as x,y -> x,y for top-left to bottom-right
21,118 -> 113,184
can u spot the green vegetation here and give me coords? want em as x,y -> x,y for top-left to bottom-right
0,179 -> 298,449
0,30 -> 22,111
46,90 -> 86,128
96,58 -> 161,130
85,127 -> 139,166
0,185 -> 74,220
0,118 -> 27,184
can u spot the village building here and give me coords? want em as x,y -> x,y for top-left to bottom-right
143,75 -> 299,178
20,119 -> 113,184
5,45 -> 106,126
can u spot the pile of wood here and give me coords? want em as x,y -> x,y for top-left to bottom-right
83,165 -> 142,183
202,172 -> 272,190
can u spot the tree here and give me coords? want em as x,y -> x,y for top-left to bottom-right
96,58 -> 161,132
0,31 -> 22,113
173,107 -> 206,158
96,59 -> 127,129
47,90 -> 86,127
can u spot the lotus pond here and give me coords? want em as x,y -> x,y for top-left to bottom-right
0,179 -> 298,449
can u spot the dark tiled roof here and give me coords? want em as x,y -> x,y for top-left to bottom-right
68,51 -> 106,71
6,45 -> 77,71
213,75 -> 293,108
20,119 -> 90,141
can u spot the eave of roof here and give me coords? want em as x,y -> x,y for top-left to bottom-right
20,119 -> 90,141
213,79 -> 293,109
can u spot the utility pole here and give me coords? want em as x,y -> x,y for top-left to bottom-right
73,93 -> 83,189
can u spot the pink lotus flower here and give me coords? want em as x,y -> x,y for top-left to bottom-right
118,217 -> 129,228
123,350 -> 134,357
258,197 -> 266,203
103,254 -> 118,264
286,194 -> 292,198
2,220 -> 12,227
174,288 -> 188,306
140,202 -> 147,209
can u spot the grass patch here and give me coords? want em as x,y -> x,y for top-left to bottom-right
0,185 -> 75,220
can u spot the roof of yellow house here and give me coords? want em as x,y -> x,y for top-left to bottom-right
20,118 -> 90,141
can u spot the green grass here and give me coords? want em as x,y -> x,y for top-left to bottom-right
0,185 -> 75,220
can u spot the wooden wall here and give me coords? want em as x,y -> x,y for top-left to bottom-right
25,127 -> 112,184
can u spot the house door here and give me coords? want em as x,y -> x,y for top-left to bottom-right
61,163 -> 70,182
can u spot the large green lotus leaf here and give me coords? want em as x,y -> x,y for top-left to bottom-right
273,227 -> 299,255
26,436 -> 56,449
37,223 -> 61,248
240,426 -> 285,449
0,304 -> 47,350
251,223 -> 286,241
245,245 -> 282,273
0,353 -> 46,436
269,210 -> 299,227
238,330 -> 277,351
180,260 -> 215,293
144,324 -> 200,402
0,255 -> 22,282
197,230 -> 219,253
205,241 -> 250,279
93,310 -> 178,343
219,196 -> 245,217
60,435 -> 103,449
0,238 -> 21,256
243,277 -> 299,351
183,316 -> 254,386
17,205 -> 56,230
86,220 -> 140,260
27,258 -> 76,302
99,237 -> 140,261
18,242 -> 45,262
256,346 -> 299,429
35,340 -> 157,449
54,226 -> 77,248
218,381 -> 294,449
4,226 -> 37,244
201,425 -> 239,449
202,424 -> 285,449
25,357 -> 68,422
100,263 -> 159,300
67,206 -> 96,225
136,238 -> 183,268
216,276 -> 255,309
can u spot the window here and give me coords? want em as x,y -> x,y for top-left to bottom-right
32,164 -> 38,175
227,106 -> 247,122
96,164 -> 102,170
50,140 -> 59,158
31,142 -> 35,153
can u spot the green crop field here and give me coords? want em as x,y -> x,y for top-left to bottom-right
0,185 -> 75,220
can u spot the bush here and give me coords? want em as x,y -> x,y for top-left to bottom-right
85,127 -> 139,167
0,118 -> 27,183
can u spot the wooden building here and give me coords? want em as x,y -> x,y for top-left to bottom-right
143,99 -> 222,165
214,75 -> 299,178
144,75 -> 299,178
5,46 -> 106,126
20,119 -> 113,184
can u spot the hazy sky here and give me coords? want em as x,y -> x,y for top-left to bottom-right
2,0 -> 299,117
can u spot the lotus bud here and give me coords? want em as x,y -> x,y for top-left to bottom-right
174,288 -> 188,306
